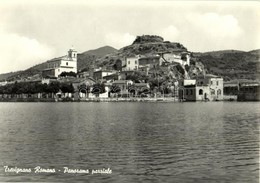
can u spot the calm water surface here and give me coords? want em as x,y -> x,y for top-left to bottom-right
0,102 -> 259,182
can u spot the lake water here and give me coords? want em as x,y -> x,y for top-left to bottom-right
0,102 -> 259,182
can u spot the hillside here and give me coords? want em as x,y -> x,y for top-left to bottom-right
96,35 -> 187,68
192,49 -> 260,80
81,46 -> 117,57
77,46 -> 117,72
0,71 -> 23,81
0,46 -> 117,81
94,35 -> 203,83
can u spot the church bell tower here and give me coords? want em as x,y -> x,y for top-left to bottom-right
68,46 -> 77,61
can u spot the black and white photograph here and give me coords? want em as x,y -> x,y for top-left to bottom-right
0,0 -> 259,182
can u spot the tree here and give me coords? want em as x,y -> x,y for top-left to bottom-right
60,83 -> 74,93
113,59 -> 122,71
110,84 -> 121,93
91,83 -> 106,95
176,64 -> 185,75
48,82 -> 60,94
126,71 -> 148,83
184,64 -> 190,72
59,71 -> 77,77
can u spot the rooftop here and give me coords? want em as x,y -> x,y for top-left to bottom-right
134,83 -> 149,87
224,79 -> 260,86
113,80 -> 132,84
93,70 -> 114,73
196,74 -> 222,79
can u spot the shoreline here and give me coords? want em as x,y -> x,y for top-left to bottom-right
0,97 -> 258,102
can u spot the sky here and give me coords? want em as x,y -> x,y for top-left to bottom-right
0,0 -> 259,74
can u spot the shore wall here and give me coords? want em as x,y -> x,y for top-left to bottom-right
223,95 -> 237,101
0,96 -> 258,102
0,98 -> 56,102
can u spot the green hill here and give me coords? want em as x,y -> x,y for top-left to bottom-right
81,46 -> 117,57
192,49 -> 260,80
77,46 -> 117,72
0,71 -> 23,81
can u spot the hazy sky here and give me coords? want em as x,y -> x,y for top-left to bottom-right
0,0 -> 259,73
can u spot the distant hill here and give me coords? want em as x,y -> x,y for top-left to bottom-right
0,71 -> 23,81
81,46 -> 117,57
77,46 -> 118,72
192,49 -> 260,80
248,49 -> 260,55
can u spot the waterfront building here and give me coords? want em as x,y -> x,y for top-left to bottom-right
196,74 -> 223,101
42,47 -> 77,78
224,80 -> 239,95
223,80 -> 239,100
72,78 -> 95,100
178,74 -> 223,101
134,83 -> 150,97
111,80 -> 133,97
223,79 -> 260,101
238,81 -> 260,101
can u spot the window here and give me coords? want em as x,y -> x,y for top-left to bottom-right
128,61 -> 130,65
217,89 -> 221,95
199,89 -> 203,95
186,89 -> 188,95
190,90 -> 193,95
211,89 -> 215,95
66,62 -> 68,66
211,81 -> 213,85
135,60 -> 137,64
200,81 -> 203,85
216,81 -> 219,86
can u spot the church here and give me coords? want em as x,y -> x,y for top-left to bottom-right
42,47 -> 77,78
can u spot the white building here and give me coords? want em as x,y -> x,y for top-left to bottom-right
125,55 -> 141,70
162,51 -> 190,66
42,47 -> 77,78
179,75 -> 223,101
